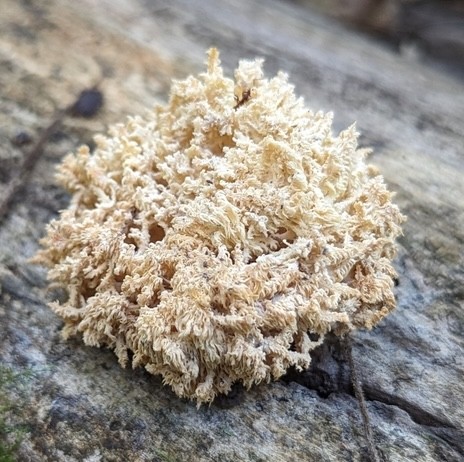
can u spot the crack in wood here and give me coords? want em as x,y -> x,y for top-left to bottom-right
363,387 -> 456,430
0,87 -> 103,224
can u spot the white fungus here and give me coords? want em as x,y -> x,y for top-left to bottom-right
35,49 -> 405,403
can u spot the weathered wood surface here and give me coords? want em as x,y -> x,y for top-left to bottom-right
0,0 -> 463,460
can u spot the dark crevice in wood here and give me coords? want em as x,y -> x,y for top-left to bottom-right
362,386 -> 464,457
362,386 -> 456,430
282,334 -> 346,399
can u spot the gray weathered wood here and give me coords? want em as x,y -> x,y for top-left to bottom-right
1,0 -> 463,460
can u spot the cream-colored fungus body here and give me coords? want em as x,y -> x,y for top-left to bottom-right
35,49 -> 404,403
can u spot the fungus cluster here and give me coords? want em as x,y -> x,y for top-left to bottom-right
35,49 -> 404,403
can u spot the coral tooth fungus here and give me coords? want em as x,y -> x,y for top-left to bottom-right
35,48 -> 405,403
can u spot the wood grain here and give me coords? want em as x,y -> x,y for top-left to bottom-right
1,0 -> 463,460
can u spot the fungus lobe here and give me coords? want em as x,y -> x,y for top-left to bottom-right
35,49 -> 405,403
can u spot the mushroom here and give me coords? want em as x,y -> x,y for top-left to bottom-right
34,49 -> 405,403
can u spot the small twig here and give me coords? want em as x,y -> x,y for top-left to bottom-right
0,87 -> 103,223
233,88 -> 252,109
345,335 -> 381,462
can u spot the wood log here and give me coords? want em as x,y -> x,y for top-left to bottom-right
0,0 -> 463,460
